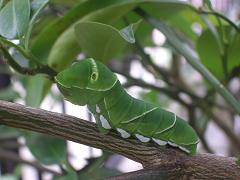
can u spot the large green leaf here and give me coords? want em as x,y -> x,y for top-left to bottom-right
74,21 -> 139,62
197,28 -> 223,79
31,0 -> 135,62
197,26 -> 239,79
227,31 -> 240,73
0,0 -> 30,39
25,132 -> 66,165
140,2 -> 201,41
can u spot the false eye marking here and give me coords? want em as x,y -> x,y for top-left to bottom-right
96,105 -> 101,113
89,58 -> 99,82
116,128 -> 130,138
100,115 -> 111,129
152,138 -> 167,146
135,134 -> 150,142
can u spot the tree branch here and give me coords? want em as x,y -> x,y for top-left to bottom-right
0,100 -> 239,179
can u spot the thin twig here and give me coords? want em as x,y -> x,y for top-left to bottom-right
0,44 -> 57,79
199,10 -> 239,32
0,148 -> 61,176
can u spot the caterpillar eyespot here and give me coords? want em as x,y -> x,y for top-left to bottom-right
91,72 -> 98,81
56,58 -> 199,155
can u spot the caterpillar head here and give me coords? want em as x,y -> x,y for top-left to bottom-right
55,58 -> 117,105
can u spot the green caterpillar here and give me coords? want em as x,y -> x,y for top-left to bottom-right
55,58 -> 199,154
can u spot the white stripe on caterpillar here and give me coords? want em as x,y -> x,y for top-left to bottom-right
179,146 -> 190,153
116,128 -> 130,138
96,105 -> 101,113
135,134 -> 150,142
168,141 -> 178,147
100,115 -> 111,129
152,138 -> 167,146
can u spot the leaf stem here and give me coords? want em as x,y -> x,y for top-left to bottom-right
0,43 -> 57,78
24,1 -> 49,50
134,7 -> 240,114
199,10 -> 239,32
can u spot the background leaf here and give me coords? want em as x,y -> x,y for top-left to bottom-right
25,132 -> 66,165
25,74 -> 46,107
197,28 -> 223,79
0,87 -> 20,101
227,31 -> 240,73
0,0 -> 30,39
74,21 -> 139,62
0,126 -> 20,139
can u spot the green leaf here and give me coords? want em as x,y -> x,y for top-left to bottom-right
141,2 -> 201,41
197,26 -> 239,80
25,132 -> 67,165
140,90 -> 169,107
74,21 -> 139,62
197,28 -> 223,79
0,0 -> 3,9
25,74 -> 46,107
53,171 -> 78,180
227,31 -> 240,73
119,22 -> 138,43
0,0 -> 30,39
78,153 -> 121,179
31,0 -> 131,62
31,0 -> 49,14
0,175 -> 17,180
0,87 -> 20,101
237,158 -> 240,166
24,0 -> 49,49
0,126 -> 20,139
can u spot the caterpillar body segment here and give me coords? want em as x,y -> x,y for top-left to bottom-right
56,58 -> 199,154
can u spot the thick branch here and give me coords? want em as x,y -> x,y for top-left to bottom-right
0,100 -> 239,179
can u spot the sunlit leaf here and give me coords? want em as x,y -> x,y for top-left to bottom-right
227,31 -> 240,73
197,28 -> 223,79
74,21 -> 139,62
0,0 -> 30,38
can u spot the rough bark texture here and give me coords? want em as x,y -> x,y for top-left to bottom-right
0,100 -> 239,179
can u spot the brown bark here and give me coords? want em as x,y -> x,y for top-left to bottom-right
0,100 -> 239,179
